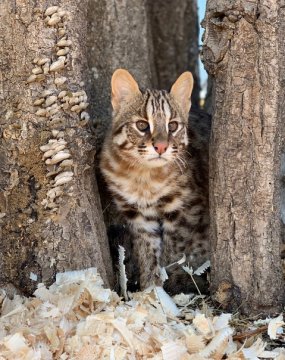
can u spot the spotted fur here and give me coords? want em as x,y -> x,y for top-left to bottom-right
100,69 -> 209,291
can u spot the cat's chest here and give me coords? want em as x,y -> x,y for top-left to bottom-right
116,170 -> 173,207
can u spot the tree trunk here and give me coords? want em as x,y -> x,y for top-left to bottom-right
202,0 -> 285,314
280,1 -> 285,281
0,0 -> 113,295
146,0 -> 201,108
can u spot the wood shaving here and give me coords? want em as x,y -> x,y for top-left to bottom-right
0,268 -> 283,359
118,246 -> 128,300
268,314 -> 285,340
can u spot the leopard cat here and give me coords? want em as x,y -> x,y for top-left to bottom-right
100,69 -> 209,293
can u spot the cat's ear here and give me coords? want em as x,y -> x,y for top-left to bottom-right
170,72 -> 194,115
111,69 -> 141,112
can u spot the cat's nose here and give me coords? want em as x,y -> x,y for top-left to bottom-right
153,141 -> 168,155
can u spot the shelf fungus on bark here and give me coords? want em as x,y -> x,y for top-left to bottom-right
47,15 -> 61,27
57,39 -> 72,47
45,151 -> 71,165
44,6 -> 59,16
27,5 -> 92,215
26,74 -> 37,83
37,57 -> 50,66
31,66 -> 43,75
57,47 -> 70,56
53,171 -> 74,187
54,77 -> 67,86
33,98 -> 45,106
45,6 -> 67,27
45,95 -> 57,107
41,89 -> 54,98
35,108 -> 47,117
50,57 -> 66,72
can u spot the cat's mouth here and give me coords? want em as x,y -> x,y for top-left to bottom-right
147,156 -> 168,166
142,153 -> 170,167
149,157 -> 167,161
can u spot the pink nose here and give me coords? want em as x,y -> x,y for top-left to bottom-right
153,141 -> 168,155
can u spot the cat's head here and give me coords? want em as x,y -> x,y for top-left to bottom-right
110,69 -> 193,168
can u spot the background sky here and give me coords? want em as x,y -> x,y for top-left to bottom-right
197,0 -> 207,90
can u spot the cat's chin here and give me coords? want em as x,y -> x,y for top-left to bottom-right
145,157 -> 169,168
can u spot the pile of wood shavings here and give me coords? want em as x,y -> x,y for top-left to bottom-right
0,268 -> 284,359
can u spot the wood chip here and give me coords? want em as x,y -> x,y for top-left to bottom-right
0,268 -> 283,359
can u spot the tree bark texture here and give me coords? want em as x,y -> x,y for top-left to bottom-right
280,1 -> 285,275
202,0 -> 285,314
147,0 -> 201,108
0,0 -> 113,294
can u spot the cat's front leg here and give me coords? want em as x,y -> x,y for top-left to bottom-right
129,218 -> 163,290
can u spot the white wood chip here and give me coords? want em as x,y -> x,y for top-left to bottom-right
154,286 -> 180,317
118,245 -> 128,300
268,314 -> 284,340
0,268 -> 283,359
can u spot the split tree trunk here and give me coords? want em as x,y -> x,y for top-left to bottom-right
0,0 -> 113,295
202,0 -> 285,314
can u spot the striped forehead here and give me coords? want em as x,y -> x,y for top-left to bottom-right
145,90 -> 172,133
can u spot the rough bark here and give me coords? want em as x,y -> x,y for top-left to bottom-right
202,0 -> 285,314
0,0 -> 113,295
146,0 -> 201,108
280,1 -> 285,273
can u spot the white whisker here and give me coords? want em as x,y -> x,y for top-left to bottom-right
174,159 -> 183,174
176,155 -> 187,168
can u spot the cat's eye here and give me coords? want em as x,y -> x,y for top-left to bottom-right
168,121 -> 178,132
136,120 -> 149,132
